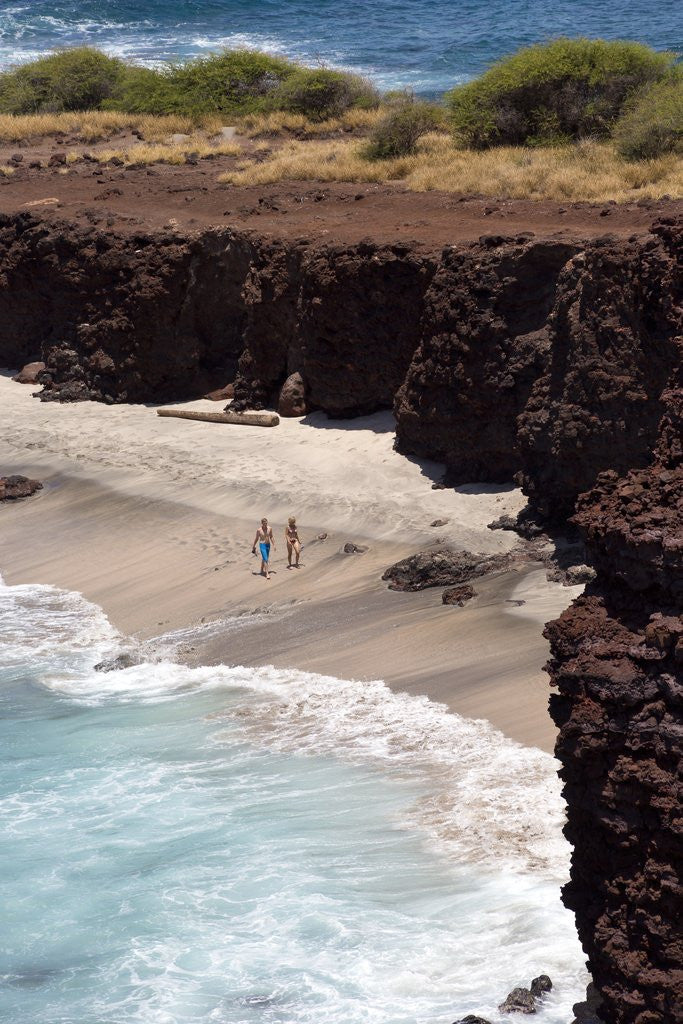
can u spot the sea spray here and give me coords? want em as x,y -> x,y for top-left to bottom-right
0,573 -> 588,1023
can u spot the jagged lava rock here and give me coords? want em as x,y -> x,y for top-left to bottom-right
0,214 -> 258,402
0,475 -> 42,500
529,975 -> 552,998
545,386 -> 683,1024
517,219 -> 683,523
382,548 -> 510,591
442,584 -> 476,606
297,241 -> 434,417
395,237 -> 577,481
498,986 -> 536,1014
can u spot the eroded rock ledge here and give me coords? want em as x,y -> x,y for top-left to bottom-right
546,387 -> 683,1024
1,210 -> 681,1022
1,212 -> 680,525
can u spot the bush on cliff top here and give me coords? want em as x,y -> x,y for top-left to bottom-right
446,38 -> 677,147
613,76 -> 683,158
365,99 -> 444,158
0,47 -> 379,119
275,67 -> 379,120
0,48 -> 126,114
108,50 -> 297,116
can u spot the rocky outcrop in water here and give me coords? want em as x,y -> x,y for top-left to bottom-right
545,386 -> 683,1024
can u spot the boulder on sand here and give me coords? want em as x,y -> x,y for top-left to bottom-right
442,584 -> 475,606
204,383 -> 235,402
382,548 -> 510,592
278,372 -> 307,417
0,475 -> 43,501
13,361 -> 45,384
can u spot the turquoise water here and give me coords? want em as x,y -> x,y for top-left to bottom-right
0,0 -> 680,92
0,574 -> 588,1023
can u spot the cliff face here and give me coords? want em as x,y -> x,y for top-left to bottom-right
1,208 -> 682,1023
0,214 -> 257,402
546,386 -> 683,1024
2,211 -> 678,524
394,236 -> 578,481
517,220 -> 682,524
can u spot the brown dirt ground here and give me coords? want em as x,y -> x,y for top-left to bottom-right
1,132 -> 681,246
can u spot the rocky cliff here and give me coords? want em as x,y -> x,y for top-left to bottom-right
546,385 -> 683,1024
2,211 -> 679,524
1,208 -> 681,1023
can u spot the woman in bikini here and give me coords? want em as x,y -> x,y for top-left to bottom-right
284,516 -> 301,569
252,517 -> 276,580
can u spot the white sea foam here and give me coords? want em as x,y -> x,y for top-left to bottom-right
1,573 -> 569,882
1,572 -> 587,1022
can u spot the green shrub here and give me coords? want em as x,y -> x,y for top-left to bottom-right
365,100 -> 443,158
275,68 -> 379,120
110,50 -> 296,116
613,75 -> 683,158
446,38 -> 677,148
0,48 -> 126,114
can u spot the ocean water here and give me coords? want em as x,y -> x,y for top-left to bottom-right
0,0 -> 680,93
0,571 -> 589,1023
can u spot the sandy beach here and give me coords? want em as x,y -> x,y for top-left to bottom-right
0,372 -> 581,751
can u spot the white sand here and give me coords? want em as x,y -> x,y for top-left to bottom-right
0,373 -> 582,750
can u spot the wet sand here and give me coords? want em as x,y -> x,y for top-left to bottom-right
0,374 -> 582,750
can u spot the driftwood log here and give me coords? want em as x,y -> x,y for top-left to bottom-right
156,409 -> 279,427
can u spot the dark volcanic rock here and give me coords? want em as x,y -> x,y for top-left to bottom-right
395,238 -> 578,481
94,652 -> 139,672
442,584 -> 476,606
278,371 -> 307,417
204,383 -> 234,401
12,360 -> 45,384
382,548 -> 509,591
297,242 -> 434,417
517,220 -> 683,523
0,475 -> 42,500
452,1017 -> 492,1024
571,983 -> 606,1024
0,215 -> 257,402
529,975 -> 552,998
546,386 -> 683,1024
498,986 -> 536,1014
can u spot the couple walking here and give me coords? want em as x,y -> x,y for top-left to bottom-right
252,516 -> 301,580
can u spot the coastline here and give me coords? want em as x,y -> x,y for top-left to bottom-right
0,374 -> 582,752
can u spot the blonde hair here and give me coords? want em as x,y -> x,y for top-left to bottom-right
288,516 -> 296,526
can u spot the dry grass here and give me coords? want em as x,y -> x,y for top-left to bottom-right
0,111 -> 225,143
235,107 -> 385,139
93,138 -> 242,167
0,164 -> 16,176
219,134 -> 683,201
